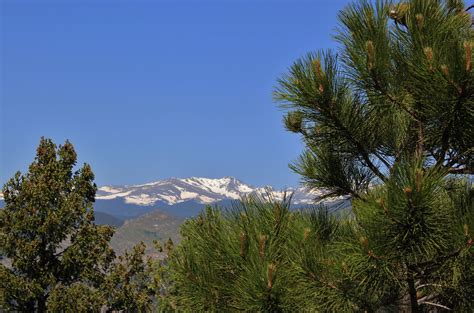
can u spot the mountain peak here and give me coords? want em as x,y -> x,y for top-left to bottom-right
96,176 -> 321,207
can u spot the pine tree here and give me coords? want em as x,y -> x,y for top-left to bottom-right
0,138 -> 115,311
275,0 -> 473,311
168,196 -> 379,311
167,0 -> 472,311
169,197 -> 298,311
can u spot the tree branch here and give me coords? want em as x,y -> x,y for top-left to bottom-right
419,301 -> 452,311
436,85 -> 467,166
446,167 -> 473,175
407,276 -> 420,313
370,71 -> 419,121
414,248 -> 464,277
416,283 -> 443,290
374,151 -> 392,169
445,148 -> 473,168
327,110 -> 387,182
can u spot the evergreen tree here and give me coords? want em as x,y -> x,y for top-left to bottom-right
275,0 -> 473,311
0,138 -> 115,311
168,0 -> 473,312
169,197 -> 297,311
103,240 -> 173,312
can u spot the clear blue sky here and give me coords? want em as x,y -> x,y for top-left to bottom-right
1,0 -> 350,189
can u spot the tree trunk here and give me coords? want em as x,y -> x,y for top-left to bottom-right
37,295 -> 47,313
407,277 -> 419,313
25,300 -> 36,312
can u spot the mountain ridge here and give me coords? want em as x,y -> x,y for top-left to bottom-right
96,176 -> 328,207
1,176 -> 346,219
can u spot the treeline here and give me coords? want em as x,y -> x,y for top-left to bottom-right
1,0 -> 473,311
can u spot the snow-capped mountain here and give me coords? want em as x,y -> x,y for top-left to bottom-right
1,177 -> 347,219
96,176 -> 324,207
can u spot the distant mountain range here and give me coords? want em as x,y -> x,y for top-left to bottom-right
96,176 -> 322,205
0,177 -> 349,256
93,176 -> 343,218
1,176 -> 344,220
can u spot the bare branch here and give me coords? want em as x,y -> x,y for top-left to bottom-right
446,167 -> 474,175
416,283 -> 443,290
419,301 -> 452,311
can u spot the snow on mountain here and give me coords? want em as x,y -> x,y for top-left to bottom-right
96,176 -> 326,206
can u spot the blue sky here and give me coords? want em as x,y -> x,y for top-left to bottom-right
1,0 -> 350,189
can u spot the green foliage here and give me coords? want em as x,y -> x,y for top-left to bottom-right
346,161 -> 473,311
0,138 -> 173,312
168,196 -> 406,312
103,242 -> 155,311
0,138 -> 115,312
168,0 -> 473,312
46,282 -> 104,312
168,172 -> 472,312
290,146 -> 375,199
272,0 -> 473,311
169,197 -> 292,311
276,0 -> 473,197
1,0 -> 472,311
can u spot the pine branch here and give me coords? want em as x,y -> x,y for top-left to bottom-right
436,126 -> 452,167
416,294 -> 437,303
414,248 -> 464,277
329,110 -> 387,182
419,301 -> 452,311
416,120 -> 424,157
370,70 -> 419,121
407,276 -> 420,313
416,283 -> 442,290
373,151 -> 392,169
446,167 -> 473,174
445,148 -> 473,168
436,86 -> 469,167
